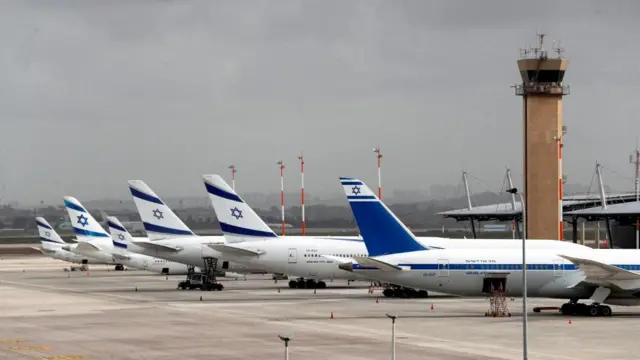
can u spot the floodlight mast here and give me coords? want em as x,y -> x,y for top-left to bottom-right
277,160 -> 286,235
373,147 -> 383,199
228,165 -> 237,191
298,153 -> 305,236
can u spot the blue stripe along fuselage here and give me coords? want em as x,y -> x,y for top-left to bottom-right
220,222 -> 277,237
130,187 -> 164,205
352,263 -> 640,271
73,227 -> 110,237
143,222 -> 194,236
205,183 -> 243,203
64,200 -> 86,213
36,221 -> 53,230
107,221 -> 127,232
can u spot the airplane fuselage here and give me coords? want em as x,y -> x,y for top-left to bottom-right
213,236 -> 593,281
128,236 -> 266,274
347,248 -> 640,306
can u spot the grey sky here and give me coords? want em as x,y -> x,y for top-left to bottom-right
2,1 -> 640,205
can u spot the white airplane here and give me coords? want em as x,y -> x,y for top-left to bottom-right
65,196 -> 200,274
106,216 -> 195,275
63,196 -> 127,270
34,217 -> 108,266
126,180 -> 266,280
201,174 -> 590,290
333,177 -> 640,317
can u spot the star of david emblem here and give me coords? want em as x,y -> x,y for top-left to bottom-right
351,186 -> 361,196
230,207 -> 243,220
45,231 -> 51,237
118,233 -> 125,241
152,209 -> 164,220
77,214 -> 89,227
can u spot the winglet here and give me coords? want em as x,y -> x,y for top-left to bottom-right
62,196 -> 110,240
339,177 -> 427,256
202,174 -> 277,241
128,180 -> 195,240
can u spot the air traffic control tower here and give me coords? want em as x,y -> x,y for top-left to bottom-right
515,34 -> 570,240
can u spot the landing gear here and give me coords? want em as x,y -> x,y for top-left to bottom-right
287,278 -> 327,289
381,284 -> 428,298
114,264 -> 124,271
560,301 -> 612,317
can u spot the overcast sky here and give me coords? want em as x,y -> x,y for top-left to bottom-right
2,1 -> 640,205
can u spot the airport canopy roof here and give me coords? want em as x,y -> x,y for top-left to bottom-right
565,200 -> 640,221
438,192 -> 638,222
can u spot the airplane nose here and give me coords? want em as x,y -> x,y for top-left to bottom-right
338,262 -> 353,272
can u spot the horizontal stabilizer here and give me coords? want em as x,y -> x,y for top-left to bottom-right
131,241 -> 182,252
75,242 -> 101,252
353,256 -> 402,271
31,246 -> 51,254
207,244 -> 264,257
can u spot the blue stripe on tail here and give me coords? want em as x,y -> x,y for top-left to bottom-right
143,222 -> 194,236
130,187 -> 164,205
219,222 -> 278,237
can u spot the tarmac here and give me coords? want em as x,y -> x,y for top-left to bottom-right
1,256 -> 639,360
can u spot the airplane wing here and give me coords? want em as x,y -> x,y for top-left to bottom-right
132,241 -> 182,252
321,255 -> 352,263
111,253 -> 131,261
353,256 -> 403,272
558,254 -> 640,290
207,244 -> 264,257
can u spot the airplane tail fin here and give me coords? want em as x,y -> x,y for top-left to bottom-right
107,216 -> 133,250
35,217 -> 66,247
63,196 -> 111,242
339,177 -> 428,256
128,180 -> 196,240
202,174 -> 277,242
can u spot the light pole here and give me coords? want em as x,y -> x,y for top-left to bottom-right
507,187 -> 527,360
277,160 -> 286,235
278,335 -> 291,360
385,313 -> 397,360
298,153 -> 305,236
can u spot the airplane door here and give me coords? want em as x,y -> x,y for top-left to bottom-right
288,248 -> 297,264
437,259 -> 450,277
142,258 -> 149,269
553,259 -> 564,276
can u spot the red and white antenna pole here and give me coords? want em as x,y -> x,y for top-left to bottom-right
277,160 -> 286,236
228,165 -> 237,191
298,153 -> 305,236
373,147 -> 383,199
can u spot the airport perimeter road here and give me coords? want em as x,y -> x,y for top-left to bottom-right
0,257 -> 638,360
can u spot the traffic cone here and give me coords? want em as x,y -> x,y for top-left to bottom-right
314,288 -> 317,294
376,297 -> 379,303
278,288 -> 281,293
568,317 -> 572,324
430,303 -> 434,311
330,312 -> 334,319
